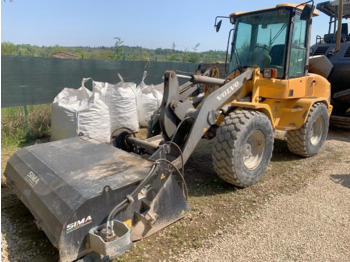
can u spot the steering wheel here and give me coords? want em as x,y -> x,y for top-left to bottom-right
255,45 -> 270,52
246,45 -> 271,69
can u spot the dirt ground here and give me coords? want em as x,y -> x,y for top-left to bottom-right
1,128 -> 349,262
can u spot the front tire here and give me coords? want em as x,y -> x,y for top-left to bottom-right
146,108 -> 161,138
212,110 -> 274,187
287,103 -> 329,157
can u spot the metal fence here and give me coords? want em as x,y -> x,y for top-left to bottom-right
1,55 -> 198,108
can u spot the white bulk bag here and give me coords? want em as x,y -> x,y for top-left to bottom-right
76,93 -> 111,143
154,82 -> 164,95
93,74 -> 139,133
136,71 -> 163,127
91,80 -> 108,103
51,78 -> 111,143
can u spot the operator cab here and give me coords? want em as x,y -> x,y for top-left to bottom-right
228,4 -> 317,79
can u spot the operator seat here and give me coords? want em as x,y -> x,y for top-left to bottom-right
269,44 -> 285,67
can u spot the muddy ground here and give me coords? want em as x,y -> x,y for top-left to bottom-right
1,128 -> 349,262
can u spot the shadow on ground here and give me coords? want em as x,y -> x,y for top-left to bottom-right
327,128 -> 350,142
330,174 -> 350,189
184,136 -> 302,198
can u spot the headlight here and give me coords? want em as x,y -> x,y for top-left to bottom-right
263,68 -> 278,79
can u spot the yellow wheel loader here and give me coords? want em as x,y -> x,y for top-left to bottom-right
4,2 -> 332,261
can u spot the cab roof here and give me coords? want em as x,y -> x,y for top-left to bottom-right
230,3 -> 319,23
316,0 -> 350,19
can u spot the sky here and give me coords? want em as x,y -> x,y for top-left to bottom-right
1,0 -> 332,52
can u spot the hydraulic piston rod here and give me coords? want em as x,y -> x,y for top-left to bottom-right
177,74 -> 226,85
191,75 -> 226,85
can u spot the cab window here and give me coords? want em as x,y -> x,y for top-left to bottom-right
288,14 -> 307,78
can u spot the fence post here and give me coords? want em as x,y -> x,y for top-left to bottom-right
19,50 -> 30,142
24,105 -> 30,142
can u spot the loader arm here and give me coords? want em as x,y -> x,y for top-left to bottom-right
158,68 -> 255,169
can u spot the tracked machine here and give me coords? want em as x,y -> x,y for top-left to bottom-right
5,2 -> 332,261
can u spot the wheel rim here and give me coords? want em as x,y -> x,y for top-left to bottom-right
243,130 -> 266,170
310,115 -> 324,146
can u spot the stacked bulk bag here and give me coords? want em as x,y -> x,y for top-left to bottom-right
154,82 -> 164,95
136,71 -> 163,127
51,71 -> 164,142
51,78 -> 111,143
93,74 -> 139,133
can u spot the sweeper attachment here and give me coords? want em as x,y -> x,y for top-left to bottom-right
5,2 -> 333,261
5,136 -> 189,261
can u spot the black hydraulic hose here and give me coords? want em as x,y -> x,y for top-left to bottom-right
163,141 -> 185,178
170,117 -> 192,143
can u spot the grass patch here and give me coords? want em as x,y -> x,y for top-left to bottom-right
1,104 -> 51,148
1,104 -> 51,183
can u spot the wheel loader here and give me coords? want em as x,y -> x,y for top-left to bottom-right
4,2 -> 332,261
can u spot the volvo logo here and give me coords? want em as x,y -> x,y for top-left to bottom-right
216,81 -> 240,101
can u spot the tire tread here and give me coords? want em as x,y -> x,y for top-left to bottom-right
286,103 -> 329,157
212,110 -> 273,187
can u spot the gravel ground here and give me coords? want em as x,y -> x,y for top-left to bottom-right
1,130 -> 349,262
1,189 -> 56,262
174,137 -> 350,262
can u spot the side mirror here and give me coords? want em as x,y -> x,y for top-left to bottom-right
215,20 -> 222,32
300,4 -> 314,20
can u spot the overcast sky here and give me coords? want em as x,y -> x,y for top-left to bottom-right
1,0 -> 331,52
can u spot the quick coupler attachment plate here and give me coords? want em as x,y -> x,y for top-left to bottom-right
89,220 -> 133,259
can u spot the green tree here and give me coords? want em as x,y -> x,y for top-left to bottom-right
189,43 -> 200,63
204,50 -> 214,63
111,36 -> 124,60
155,48 -> 163,55
74,48 -> 85,58
1,41 -> 17,55
181,47 -> 189,62
168,42 -> 177,62
141,50 -> 150,61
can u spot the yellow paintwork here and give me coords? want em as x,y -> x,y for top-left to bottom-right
215,69 -> 332,130
123,219 -> 132,228
258,73 -> 331,100
230,3 -> 319,21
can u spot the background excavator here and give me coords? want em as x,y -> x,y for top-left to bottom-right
5,2 -> 333,261
310,0 -> 350,128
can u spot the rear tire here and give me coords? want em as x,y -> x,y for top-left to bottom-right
146,109 -> 161,138
287,103 -> 329,157
212,110 -> 274,187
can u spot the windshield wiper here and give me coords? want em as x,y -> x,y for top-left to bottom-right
270,23 -> 287,44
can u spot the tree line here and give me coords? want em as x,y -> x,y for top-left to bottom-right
1,41 -> 226,63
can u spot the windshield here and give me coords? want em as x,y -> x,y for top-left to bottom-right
229,8 -> 291,78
